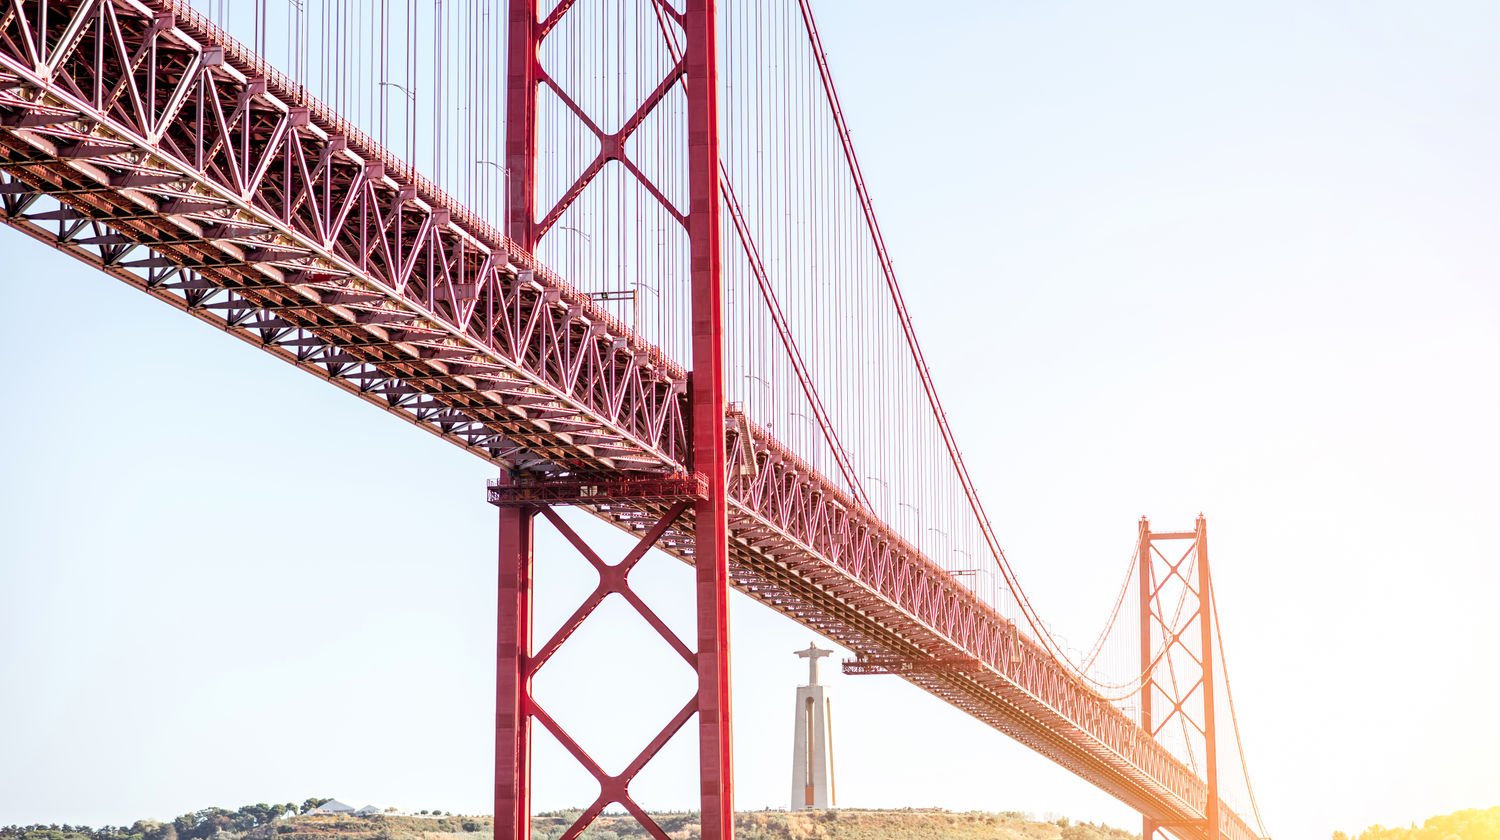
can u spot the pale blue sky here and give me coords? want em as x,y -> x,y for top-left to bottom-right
3,2 -> 1499,839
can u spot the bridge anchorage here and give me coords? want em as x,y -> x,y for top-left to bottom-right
0,1 -> 1269,839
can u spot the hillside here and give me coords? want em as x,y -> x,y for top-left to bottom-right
1,808 -> 1134,840
1333,806 -> 1500,840
13,800 -> 1500,840
538,809 -> 1133,840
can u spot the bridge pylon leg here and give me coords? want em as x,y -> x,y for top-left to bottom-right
686,0 -> 733,836
495,495 -> 534,840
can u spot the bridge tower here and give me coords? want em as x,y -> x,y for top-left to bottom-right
1138,516 -> 1219,840
790,643 -> 835,810
493,3 -> 730,840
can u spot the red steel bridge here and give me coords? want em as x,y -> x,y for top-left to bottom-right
0,2 -> 1270,840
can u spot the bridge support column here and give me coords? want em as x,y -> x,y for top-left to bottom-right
489,475 -> 716,840
1198,516 -> 1219,840
1138,519 -> 1154,840
686,0 -> 733,837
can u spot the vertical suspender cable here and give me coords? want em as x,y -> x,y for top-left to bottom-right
647,6 -> 869,506
793,0 -> 1122,685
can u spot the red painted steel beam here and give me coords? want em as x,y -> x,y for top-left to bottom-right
1140,518 -> 1156,840
495,475 -> 534,840
486,473 -> 709,507
684,0 -> 733,836
504,0 -> 535,251
1198,517 -> 1220,840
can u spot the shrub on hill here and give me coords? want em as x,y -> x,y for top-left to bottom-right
531,809 -> 1133,840
1334,807 -> 1500,840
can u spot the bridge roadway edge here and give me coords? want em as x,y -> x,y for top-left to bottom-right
0,3 -> 1254,839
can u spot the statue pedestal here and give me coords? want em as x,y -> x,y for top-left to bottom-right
791,644 -> 834,810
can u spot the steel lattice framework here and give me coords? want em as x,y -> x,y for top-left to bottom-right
0,3 -> 1258,840
1139,518 -> 1222,840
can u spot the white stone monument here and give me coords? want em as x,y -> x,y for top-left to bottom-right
791,642 -> 835,810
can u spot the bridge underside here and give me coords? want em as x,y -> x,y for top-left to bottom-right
0,3 -> 1254,839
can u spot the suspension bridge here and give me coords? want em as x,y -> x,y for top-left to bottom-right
0,2 -> 1270,839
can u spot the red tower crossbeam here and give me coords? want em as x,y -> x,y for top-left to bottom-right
486,473 -> 710,507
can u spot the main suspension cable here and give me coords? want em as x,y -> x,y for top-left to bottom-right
792,0 -> 1148,695
1078,534 -> 1142,675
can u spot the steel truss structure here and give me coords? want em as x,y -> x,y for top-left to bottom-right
0,3 -> 1255,839
502,1 -> 735,836
491,478 -> 710,840
1139,517 -> 1220,840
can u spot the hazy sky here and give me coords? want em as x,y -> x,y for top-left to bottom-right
3,2 -> 1498,839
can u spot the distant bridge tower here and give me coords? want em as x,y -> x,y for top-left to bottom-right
1139,515 -> 1220,840
791,643 -> 836,810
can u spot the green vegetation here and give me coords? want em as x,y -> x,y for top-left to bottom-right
0,802 -> 305,840
2,806 -> 1133,840
0,806 -> 485,840
16,799 -> 1500,840
728,810 -> 1131,840
1333,806 -> 1500,840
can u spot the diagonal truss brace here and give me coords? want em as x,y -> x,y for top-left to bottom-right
527,4 -> 689,241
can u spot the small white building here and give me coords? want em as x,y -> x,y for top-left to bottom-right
312,801 -> 356,816
353,806 -> 382,817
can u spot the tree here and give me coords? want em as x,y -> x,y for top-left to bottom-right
129,820 -> 175,840
232,805 -> 280,831
299,801 -> 331,817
